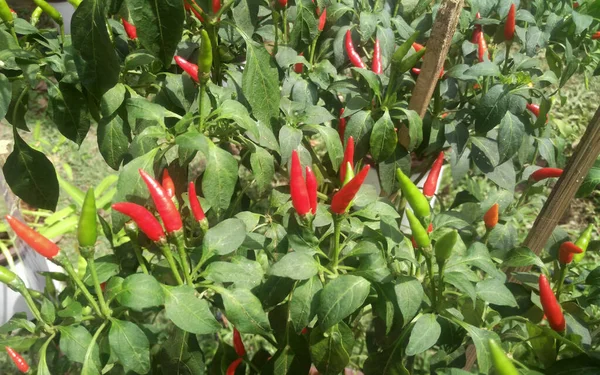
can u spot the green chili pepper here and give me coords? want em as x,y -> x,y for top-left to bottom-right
0,265 -> 17,285
33,0 -> 63,25
391,31 -> 420,65
435,230 -> 458,265
397,47 -> 427,74
488,339 -> 520,375
0,0 -> 13,25
197,29 -> 213,83
396,169 -> 430,218
78,188 -> 97,251
30,7 -> 43,27
573,224 -> 593,263
406,208 -> 430,248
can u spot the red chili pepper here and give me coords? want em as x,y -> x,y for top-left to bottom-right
5,346 -> 29,373
140,169 -> 182,233
212,0 -> 220,13
305,167 -> 318,215
372,38 -> 382,74
423,151 -> 444,198
226,358 -> 243,375
121,18 -> 137,40
331,165 -> 370,214
345,30 -> 366,69
471,12 -> 482,43
412,42 -> 424,52
558,241 -> 583,264
233,328 -> 246,357
312,0 -> 320,15
162,169 -> 175,199
294,52 -> 304,74
174,56 -> 199,83
290,150 -> 311,216
411,223 -> 433,248
411,67 -> 421,75
338,108 -> 347,141
573,2 -> 579,8
504,4 -> 516,41
100,282 -> 106,292
530,168 -> 563,182
112,203 -> 166,242
526,103 -> 540,117
277,0 -> 287,7
340,136 -> 355,183
184,0 -> 204,22
483,203 -> 499,230
5,215 -> 60,259
592,31 -> 600,40
318,8 -> 326,32
538,274 -> 565,331
188,181 -> 206,222
478,33 -> 488,62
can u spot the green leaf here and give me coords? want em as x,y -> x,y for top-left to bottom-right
202,143 -> 238,216
218,287 -> 271,335
157,327 -> 205,374
269,252 -> 319,280
83,255 -> 119,286
310,322 -> 355,375
100,83 -> 127,117
232,0 -> 259,37
572,11 -> 593,35
453,321 -> 500,374
203,258 -> 264,289
110,148 -> 158,231
0,73 -> 11,119
345,110 -> 374,159
279,125 -> 304,165
577,158 -> 600,198
71,0 -> 120,99
444,272 -> 477,304
525,26 -> 546,57
46,81 -> 91,146
250,146 -> 275,195
109,319 -> 151,374
476,278 -> 518,307
290,276 -> 322,334
176,131 -> 209,165
394,276 -> 424,324
59,326 -> 99,366
116,274 -> 165,311
304,125 -> 344,172
405,314 -> 441,356
37,334 -> 55,375
497,112 -> 524,164
40,298 -> 55,324
289,0 -> 319,49
370,110 -> 397,162
242,40 -> 280,128
216,99 -> 260,138
3,128 -> 59,210
464,61 -> 500,77
81,324 -> 105,375
164,285 -> 221,335
317,275 -> 370,330
203,218 -> 247,255
471,136 -> 498,172
125,0 -> 184,66
97,114 -> 130,170
475,85 -> 511,134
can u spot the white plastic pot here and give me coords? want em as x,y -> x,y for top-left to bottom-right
50,2 -> 75,34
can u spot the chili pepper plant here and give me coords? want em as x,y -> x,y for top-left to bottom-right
2,0 -> 600,374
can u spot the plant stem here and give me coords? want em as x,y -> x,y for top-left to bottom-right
309,34 -> 319,66
426,255 -> 437,310
437,262 -> 445,306
503,41 -> 511,74
198,83 -> 207,130
88,257 -> 111,317
282,9 -> 288,44
18,286 -> 52,331
555,266 -> 567,298
331,215 -> 342,273
172,232 -> 194,285
61,260 -> 104,318
124,226 -> 149,274
159,242 -> 184,285
482,228 -> 491,245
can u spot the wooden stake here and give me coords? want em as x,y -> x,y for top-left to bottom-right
408,0 -> 464,118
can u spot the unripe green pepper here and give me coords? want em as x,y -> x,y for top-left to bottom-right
78,188 -> 98,251
435,230 -> 458,265
0,265 -> 17,284
197,29 -> 213,83
0,0 -> 13,25
489,339 -> 519,375
396,169 -> 430,218
33,0 -> 63,25
391,31 -> 420,65
406,208 -> 430,248
30,6 -> 43,27
573,224 -> 593,263
396,48 -> 426,74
